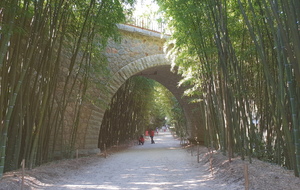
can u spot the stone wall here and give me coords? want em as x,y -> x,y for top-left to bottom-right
105,24 -> 167,73
66,24 -> 204,155
75,25 -> 170,154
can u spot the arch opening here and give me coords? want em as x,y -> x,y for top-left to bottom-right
98,75 -> 186,150
95,55 -> 204,151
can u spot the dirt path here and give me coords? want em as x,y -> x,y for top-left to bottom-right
2,131 -> 300,189
40,131 -> 242,190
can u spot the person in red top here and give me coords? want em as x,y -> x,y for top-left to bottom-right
149,129 -> 155,144
138,135 -> 144,145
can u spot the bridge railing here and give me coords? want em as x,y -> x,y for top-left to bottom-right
124,16 -> 170,35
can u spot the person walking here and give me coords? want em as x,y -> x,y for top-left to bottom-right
149,129 -> 155,144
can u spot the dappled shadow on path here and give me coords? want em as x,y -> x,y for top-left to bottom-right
44,131 -> 240,190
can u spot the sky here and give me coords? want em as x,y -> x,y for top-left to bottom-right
133,0 -> 160,17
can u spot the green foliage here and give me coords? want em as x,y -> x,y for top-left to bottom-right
157,0 -> 300,176
99,76 -> 186,149
153,83 -> 186,131
0,0 -> 136,178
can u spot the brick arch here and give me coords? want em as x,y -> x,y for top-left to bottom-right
80,54 -> 169,154
80,25 -> 204,155
106,54 -> 170,95
82,53 -> 204,155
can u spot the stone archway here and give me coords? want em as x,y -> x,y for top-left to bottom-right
106,54 -> 169,95
79,22 -> 205,154
81,54 -> 204,154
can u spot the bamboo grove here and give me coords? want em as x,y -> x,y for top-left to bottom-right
0,0 -> 134,178
1,0 -> 300,179
157,0 -> 300,176
99,76 -> 157,150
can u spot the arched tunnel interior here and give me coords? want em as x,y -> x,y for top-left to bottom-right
98,64 -> 205,151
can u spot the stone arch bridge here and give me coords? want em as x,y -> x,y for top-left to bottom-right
74,24 -> 204,155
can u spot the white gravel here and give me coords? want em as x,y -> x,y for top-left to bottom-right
43,131 -> 243,190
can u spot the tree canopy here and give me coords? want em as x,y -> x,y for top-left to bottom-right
157,0 -> 300,176
0,0 -> 135,178
1,0 -> 300,179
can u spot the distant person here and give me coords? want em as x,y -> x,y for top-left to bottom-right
149,129 -> 155,144
156,127 -> 159,135
138,135 -> 144,145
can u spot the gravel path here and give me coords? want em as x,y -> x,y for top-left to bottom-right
44,131 -> 243,190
